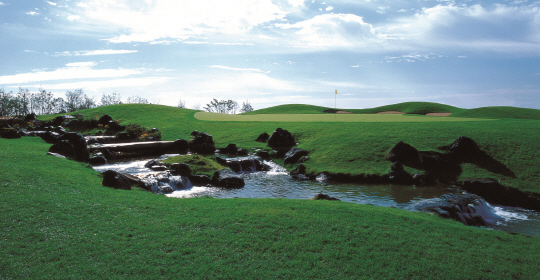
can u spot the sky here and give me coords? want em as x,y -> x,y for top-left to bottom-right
1,0 -> 540,110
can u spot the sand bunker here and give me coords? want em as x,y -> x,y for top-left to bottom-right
426,113 -> 452,116
336,111 -> 352,114
377,111 -> 404,114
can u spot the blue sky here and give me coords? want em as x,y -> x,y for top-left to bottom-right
1,0 -> 540,110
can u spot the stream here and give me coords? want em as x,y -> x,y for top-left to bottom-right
93,155 -> 540,236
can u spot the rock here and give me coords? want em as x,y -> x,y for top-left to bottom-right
256,150 -> 271,160
449,136 -> 480,159
64,119 -> 80,129
310,193 -> 340,201
149,165 -> 168,171
49,140 -> 76,159
189,132 -> 215,154
191,130 -> 200,136
45,152 -> 67,159
24,113 -> 37,121
56,132 -> 89,162
144,159 -> 161,168
190,175 -> 213,186
51,115 -> 74,126
54,126 -> 66,135
272,149 -> 288,159
171,163 -> 191,177
418,151 -> 462,183
98,114 -> 113,125
267,128 -> 295,149
89,156 -> 107,166
101,149 -> 116,161
386,141 -> 421,168
1,129 -> 22,139
216,156 -> 267,173
388,162 -> 413,184
173,139 -> 189,154
216,144 -> 248,155
0,122 -> 11,129
283,148 -> 309,165
407,193 -> 503,226
458,178 -> 540,211
412,173 -> 437,186
116,132 -> 132,141
102,170 -> 133,190
255,132 -> 270,142
212,169 -> 245,188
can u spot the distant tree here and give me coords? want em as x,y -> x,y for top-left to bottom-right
126,95 -> 149,104
100,92 -> 122,106
64,89 -> 96,112
204,99 -> 238,114
240,100 -> 254,113
192,103 -> 201,110
177,99 -> 186,108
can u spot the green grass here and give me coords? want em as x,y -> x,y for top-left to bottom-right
196,111 -> 493,122
162,154 -> 226,177
2,137 -> 540,279
245,102 -> 540,120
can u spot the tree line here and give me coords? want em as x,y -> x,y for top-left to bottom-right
177,98 -> 253,114
0,88 -> 150,117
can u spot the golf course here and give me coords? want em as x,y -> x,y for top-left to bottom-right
2,102 -> 540,279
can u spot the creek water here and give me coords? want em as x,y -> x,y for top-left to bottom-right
93,156 -> 540,236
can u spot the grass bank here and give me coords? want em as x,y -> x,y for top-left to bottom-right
2,137 -> 540,279
47,103 -> 540,194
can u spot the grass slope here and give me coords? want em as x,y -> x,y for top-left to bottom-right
37,104 -> 540,194
2,138 -> 540,279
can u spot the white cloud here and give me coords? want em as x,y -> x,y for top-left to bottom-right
33,77 -> 173,91
26,11 -> 39,16
0,2 -> 6,6
53,49 -> 138,56
0,63 -> 141,84
278,14 -> 381,48
209,65 -> 266,72
326,6 -> 334,11
67,15 -> 80,21
72,0 -> 291,43
379,4 -> 540,53
46,1 -> 57,6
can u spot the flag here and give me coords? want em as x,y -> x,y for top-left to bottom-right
335,89 -> 337,94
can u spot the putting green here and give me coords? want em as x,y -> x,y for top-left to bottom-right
194,112 -> 495,122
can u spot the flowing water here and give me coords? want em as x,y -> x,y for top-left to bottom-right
93,156 -> 540,236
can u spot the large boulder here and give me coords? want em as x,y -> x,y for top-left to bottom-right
24,113 -> 37,121
98,114 -> 113,125
0,129 -> 22,139
386,141 -> 422,168
56,132 -> 89,162
388,162 -> 413,185
171,139 -> 189,154
283,148 -> 309,165
170,163 -> 191,177
407,193 -> 503,226
449,136 -> 480,160
212,169 -> 245,188
49,140 -> 76,159
102,170 -> 133,190
190,175 -> 213,186
267,128 -> 295,149
189,132 -> 215,154
418,151 -> 462,183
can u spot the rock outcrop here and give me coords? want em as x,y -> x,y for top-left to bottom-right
267,128 -> 295,149
212,169 -> 245,188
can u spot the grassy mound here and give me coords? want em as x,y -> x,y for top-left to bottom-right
245,102 -> 540,120
2,137 -> 540,279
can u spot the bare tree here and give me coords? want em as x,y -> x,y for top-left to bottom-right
240,100 -> 254,113
192,103 -> 201,110
177,99 -> 186,108
100,92 -> 122,106
204,99 -> 238,114
126,95 -> 149,104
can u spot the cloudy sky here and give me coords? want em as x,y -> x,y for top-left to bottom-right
1,0 -> 540,110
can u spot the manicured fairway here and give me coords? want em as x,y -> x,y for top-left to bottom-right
195,112 -> 495,122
